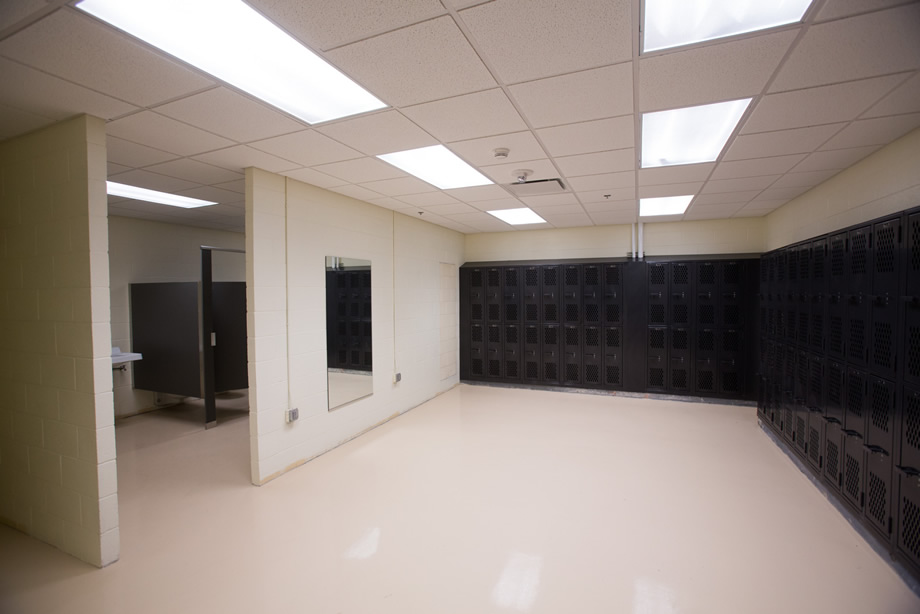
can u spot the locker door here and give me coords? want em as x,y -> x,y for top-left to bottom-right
503,267 -> 521,324
671,262 -> 692,328
845,367 -> 868,437
812,238 -> 828,291
603,263 -> 623,326
794,351 -> 809,454
870,295 -> 897,380
562,325 -> 581,386
848,225 -> 872,294
696,359 -> 717,397
583,326 -> 602,388
829,232 -> 848,294
847,293 -> 870,367
604,326 -> 623,389
758,376 -> 770,419
772,380 -> 784,430
583,265 -> 602,327
563,265 -> 581,326
647,326 -> 667,392
825,421 -> 844,491
470,323 -> 485,378
783,389 -> 797,445
542,266 -> 560,325
827,293 -> 846,360
522,325 -> 540,383
648,263 -> 668,327
872,217 -> 900,296
542,324 -> 561,384
468,267 -> 485,325
670,327 -> 692,393
902,386 -> 920,473
486,267 -> 502,325
809,292 -> 826,353
720,358 -> 742,397
522,266 -> 540,325
908,212 -> 920,298
807,411 -> 825,473
865,447 -> 893,539
904,299 -> 920,387
842,432 -> 866,512
486,323 -> 502,380
896,470 -> 920,570
826,360 -> 847,425
867,377 -> 895,454
696,262 -> 718,331
807,354 -> 825,413
503,324 -> 521,381
797,243 -> 811,295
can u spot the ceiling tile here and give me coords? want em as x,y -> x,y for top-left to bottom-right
443,184 -> 513,202
0,56 -> 137,122
519,194 -> 580,208
684,203 -> 744,220
0,101 -> 48,140
467,198 -> 526,212
314,157 -> 406,183
863,72 -> 920,118
459,0 -> 632,83
325,16 -> 496,107
0,8 -> 213,107
770,169 -> 840,189
577,187 -> 636,204
250,130 -> 362,167
555,150 -> 636,177
537,117 -> 634,158
155,87 -> 304,144
175,185 -> 242,204
442,0 -> 491,9
0,0 -> 48,33
710,154 -> 807,180
447,131 -> 548,167
402,89 -> 527,143
107,162 -> 131,176
819,113 -> 920,150
430,217 -> 479,234
398,192 -> 462,207
543,213 -> 594,228
444,211 -> 513,231
359,176 -> 435,196
106,135 -> 179,168
638,183 -> 704,198
691,191 -> 762,206
109,168 -> 199,193
368,197 -> 409,210
816,0 -> 911,21
723,124 -> 845,161
792,145 -> 882,173
770,5 -> 920,92
639,30 -> 797,112
509,63 -> 633,128
247,0 -> 446,51
315,110 -> 437,155
328,184 -> 385,201
753,186 -> 811,201
480,159 -> 558,184
421,202 -> 479,215
145,158 -> 242,185
732,208 -> 770,218
583,200 -> 635,213
213,179 -> 245,193
740,199 -> 790,211
107,111 -> 234,157
702,176 -> 780,194
280,167 -> 348,188
638,164 -> 714,186
567,172 -> 635,192
193,145 -> 301,174
589,210 -> 637,225
741,74 -> 907,133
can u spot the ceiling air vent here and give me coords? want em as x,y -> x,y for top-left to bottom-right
504,169 -> 567,197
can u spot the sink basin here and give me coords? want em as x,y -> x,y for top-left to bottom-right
112,347 -> 143,365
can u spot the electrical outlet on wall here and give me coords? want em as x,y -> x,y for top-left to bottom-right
286,408 -> 299,423
393,372 -> 401,384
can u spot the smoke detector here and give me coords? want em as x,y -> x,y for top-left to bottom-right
505,169 -> 567,197
493,147 -> 510,159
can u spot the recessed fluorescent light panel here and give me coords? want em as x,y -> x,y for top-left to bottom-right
107,181 -> 217,209
76,0 -> 386,124
640,195 -> 694,217
487,208 -> 546,226
377,145 -> 493,190
643,0 -> 813,52
641,98 -> 751,168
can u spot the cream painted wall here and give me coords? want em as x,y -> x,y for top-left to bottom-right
245,169 -> 464,485
107,216 -> 244,418
0,116 -> 116,567
766,127 -> 920,250
464,218 -> 764,262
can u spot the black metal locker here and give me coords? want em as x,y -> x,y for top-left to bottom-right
722,260 -> 743,289
470,324 -> 484,378
848,225 -> 872,294
783,390 -> 796,445
826,360 -> 847,424
870,295 -> 897,379
604,326 -> 622,388
563,265 -> 581,325
603,264 -> 622,325
825,420 -> 844,491
583,264 -> 602,326
873,218 -> 900,296
522,324 -> 540,382
807,411 -> 824,473
671,262 -> 692,326
896,470 -> 920,569
902,386 -> 920,472
772,381 -> 784,430
648,263 -> 668,326
795,349 -> 809,407
867,377 -> 895,453
809,292 -> 826,352
843,432 -> 866,511
812,238 -> 828,290
696,359 -> 717,397
908,212 -> 920,299
904,299 -> 920,387
542,266 -> 560,324
468,268 -> 485,324
669,357 -> 691,393
827,293 -> 846,359
486,267 -> 502,324
503,267 -> 521,324
807,354 -> 825,412
697,327 -> 717,361
846,367 -> 868,437
865,447 -> 893,538
486,324 -> 502,379
829,232 -> 848,294
847,293 -> 870,367
720,359 -> 742,397
522,266 -> 540,324
583,326 -> 602,387
503,324 -> 521,381
647,326 -> 667,391
562,325 -> 581,386
542,324 -> 561,384
758,376 -> 770,418
797,299 -> 810,348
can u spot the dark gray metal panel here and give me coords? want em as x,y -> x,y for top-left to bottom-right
130,282 -> 201,398
213,282 -> 248,393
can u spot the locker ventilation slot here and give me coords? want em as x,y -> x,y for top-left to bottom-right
809,428 -> 821,464
585,364 -> 599,384
488,360 -> 501,377
723,330 -> 739,353
723,371 -> 739,394
673,304 -> 688,324
585,267 -> 599,286
606,303 -> 621,323
850,233 -> 868,275
673,264 -> 689,285
649,328 -> 665,349
845,454 -> 861,502
699,330 -> 715,352
826,440 -> 839,481
724,262 -> 740,285
867,471 -> 887,527
902,497 -> 920,559
829,315 -> 844,354
565,327 -> 579,346
909,326 -> 920,379
471,304 -> 483,321
699,304 -> 715,325
585,328 -> 600,347
526,362 -> 538,379
565,363 -> 579,382
544,363 -> 557,380
488,327 -> 500,344
505,326 -> 518,344
565,304 -> 579,322
506,304 -> 519,321
544,327 -> 557,345
505,268 -> 518,287
875,224 -> 896,274
606,328 -> 621,349
698,370 -> 714,392
873,322 -> 892,369
649,367 -> 665,387
585,304 -> 599,323
525,268 -> 538,287
506,361 -> 518,378
543,268 -> 557,286
848,376 -> 864,418
906,392 -> 920,451
830,237 -> 846,277
525,327 -> 538,345
525,304 -> 538,321
472,358 -> 483,376
488,304 -> 500,321
699,264 -> 715,285
650,265 -> 666,285
796,416 -> 806,445
545,304 -> 558,322
487,270 -> 500,287
471,326 -> 483,343
673,368 -> 688,389
606,365 -> 621,386
870,383 -> 890,432
650,304 -> 665,324
725,304 -> 741,327
912,215 -> 920,273
564,267 -> 579,286
605,265 -> 620,286
672,329 -> 688,351
471,270 -> 482,287
849,319 -> 865,361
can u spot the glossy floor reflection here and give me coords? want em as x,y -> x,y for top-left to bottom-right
1,385 -> 918,614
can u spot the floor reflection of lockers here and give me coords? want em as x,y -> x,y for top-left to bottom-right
758,204 -> 920,584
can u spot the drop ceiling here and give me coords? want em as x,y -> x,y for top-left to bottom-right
1,0 -> 919,234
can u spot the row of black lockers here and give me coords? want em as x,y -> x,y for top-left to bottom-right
757,206 -> 920,580
459,257 -> 759,399
325,269 -> 372,371
644,260 -> 755,398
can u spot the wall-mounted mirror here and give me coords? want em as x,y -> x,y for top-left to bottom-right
326,256 -> 372,410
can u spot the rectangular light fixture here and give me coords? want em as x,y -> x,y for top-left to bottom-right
486,207 -> 546,226
640,195 -> 694,217
377,145 -> 493,190
76,0 -> 386,124
641,99 -> 751,168
107,181 -> 217,209
643,0 -> 813,52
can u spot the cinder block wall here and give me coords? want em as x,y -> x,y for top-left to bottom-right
0,115 -> 117,567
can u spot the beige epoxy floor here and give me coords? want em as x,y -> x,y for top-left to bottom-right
1,384 -> 918,614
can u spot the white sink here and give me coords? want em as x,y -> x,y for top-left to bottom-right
112,347 -> 143,365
